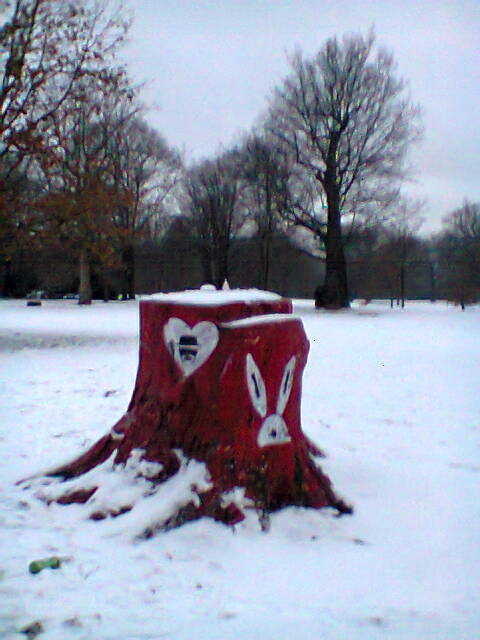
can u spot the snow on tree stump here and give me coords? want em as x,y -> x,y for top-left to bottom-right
27,287 -> 351,534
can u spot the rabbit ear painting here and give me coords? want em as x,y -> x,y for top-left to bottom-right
246,353 -> 296,447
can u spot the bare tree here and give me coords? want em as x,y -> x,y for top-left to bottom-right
0,157 -> 41,295
444,200 -> 480,260
239,135 -> 292,289
437,200 -> 480,309
382,198 -> 424,307
1,0 -> 134,301
36,69 -> 136,304
107,117 -> 182,299
266,31 -> 422,308
183,154 -> 245,289
0,0 -> 130,169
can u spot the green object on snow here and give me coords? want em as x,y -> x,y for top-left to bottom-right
29,556 -> 62,574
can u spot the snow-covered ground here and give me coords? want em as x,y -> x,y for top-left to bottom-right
1,297 -> 479,639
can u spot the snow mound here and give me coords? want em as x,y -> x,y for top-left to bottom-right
144,286 -> 284,305
26,449 -> 214,539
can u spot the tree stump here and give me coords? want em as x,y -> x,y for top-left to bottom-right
30,288 -> 351,533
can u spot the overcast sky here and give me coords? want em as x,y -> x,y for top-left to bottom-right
123,0 -> 480,233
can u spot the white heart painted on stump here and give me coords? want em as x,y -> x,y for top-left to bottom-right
163,317 -> 219,376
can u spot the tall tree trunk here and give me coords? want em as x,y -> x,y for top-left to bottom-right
429,261 -> 437,302
78,248 -> 92,305
400,262 -> 406,308
216,244 -> 229,289
121,244 -> 135,300
1,258 -> 13,297
261,180 -> 273,290
200,247 -> 214,286
261,234 -> 271,290
315,184 -> 349,309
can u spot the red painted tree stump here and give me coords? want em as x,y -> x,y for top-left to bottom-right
32,287 -> 351,533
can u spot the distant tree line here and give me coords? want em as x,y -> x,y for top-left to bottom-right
1,4 -> 478,307
7,201 -> 478,306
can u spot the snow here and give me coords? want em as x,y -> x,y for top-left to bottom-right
223,312 -> 300,327
145,286 -> 283,305
1,297 -> 479,639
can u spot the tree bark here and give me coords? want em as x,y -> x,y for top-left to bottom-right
216,249 -> 229,290
400,262 -> 406,308
260,178 -> 273,290
78,248 -> 92,305
199,246 -> 214,286
315,181 -> 349,309
1,258 -> 13,297
121,243 -> 135,300
261,235 -> 271,291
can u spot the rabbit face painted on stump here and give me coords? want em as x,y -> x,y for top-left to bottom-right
246,353 -> 297,448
